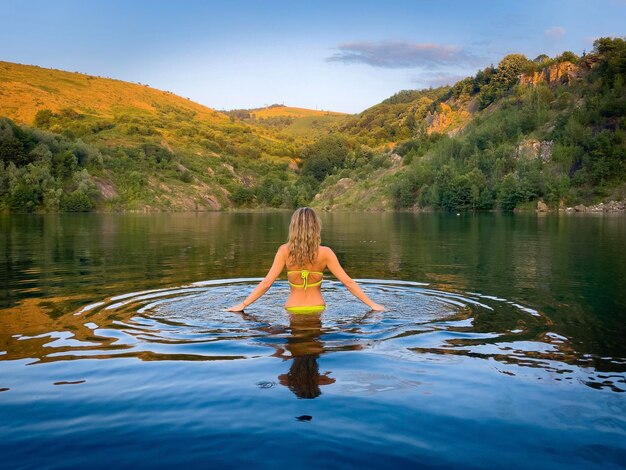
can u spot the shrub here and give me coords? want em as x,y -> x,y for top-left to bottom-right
60,190 -> 95,212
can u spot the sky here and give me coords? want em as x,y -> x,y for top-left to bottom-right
1,0 -> 625,113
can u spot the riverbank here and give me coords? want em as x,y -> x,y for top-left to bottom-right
535,199 -> 626,213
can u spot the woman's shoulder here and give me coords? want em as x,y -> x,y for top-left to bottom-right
319,246 -> 335,257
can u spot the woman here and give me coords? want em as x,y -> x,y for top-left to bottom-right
227,207 -> 384,313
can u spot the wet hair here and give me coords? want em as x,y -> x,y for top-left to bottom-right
287,207 -> 321,267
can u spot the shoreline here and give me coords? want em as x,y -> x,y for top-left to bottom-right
534,199 -> 626,214
3,205 -> 626,215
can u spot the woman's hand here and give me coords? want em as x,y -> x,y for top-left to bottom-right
369,303 -> 385,311
227,303 -> 247,312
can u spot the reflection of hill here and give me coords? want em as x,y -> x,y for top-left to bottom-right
0,297 -> 119,362
1,212 -> 625,371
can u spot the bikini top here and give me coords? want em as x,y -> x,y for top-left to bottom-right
287,269 -> 323,290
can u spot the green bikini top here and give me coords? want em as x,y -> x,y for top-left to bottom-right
287,270 -> 323,290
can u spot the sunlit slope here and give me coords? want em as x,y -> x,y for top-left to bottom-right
0,60 -> 298,164
225,105 -> 350,141
0,61 -> 307,212
250,105 -> 346,119
0,61 -> 227,125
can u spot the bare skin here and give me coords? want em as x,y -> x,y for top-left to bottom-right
227,244 -> 384,312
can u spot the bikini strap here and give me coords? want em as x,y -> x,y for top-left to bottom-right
287,270 -> 323,290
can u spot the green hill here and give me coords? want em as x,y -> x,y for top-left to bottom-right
1,37 -> 625,213
223,104 -> 349,141
0,62 -> 305,211
312,39 -> 626,211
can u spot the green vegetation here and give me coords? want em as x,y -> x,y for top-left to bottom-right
339,88 -> 448,145
388,38 -> 626,211
0,115 -> 300,212
0,118 -> 100,212
1,38 -> 625,213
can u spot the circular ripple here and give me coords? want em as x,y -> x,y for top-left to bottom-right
9,278 -> 623,392
67,278 -> 546,358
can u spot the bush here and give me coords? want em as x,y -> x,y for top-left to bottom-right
9,184 -> 42,212
230,186 -> 255,206
60,190 -> 94,212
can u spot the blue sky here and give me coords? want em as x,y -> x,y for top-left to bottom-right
1,0 -> 625,113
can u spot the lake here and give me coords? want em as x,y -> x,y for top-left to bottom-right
1,212 -> 625,468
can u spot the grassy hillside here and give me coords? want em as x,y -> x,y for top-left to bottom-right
0,62 -> 311,212
0,61 -> 299,159
223,104 -> 350,142
0,61 -> 227,125
1,37 -> 625,214
249,105 -> 345,119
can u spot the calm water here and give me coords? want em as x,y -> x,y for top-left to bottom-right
1,212 -> 625,468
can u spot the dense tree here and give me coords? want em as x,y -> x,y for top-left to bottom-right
301,135 -> 350,181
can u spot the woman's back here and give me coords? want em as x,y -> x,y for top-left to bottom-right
285,244 -> 328,309
286,244 -> 327,290
227,208 -> 383,313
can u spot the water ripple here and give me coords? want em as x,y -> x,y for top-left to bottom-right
2,279 -> 625,392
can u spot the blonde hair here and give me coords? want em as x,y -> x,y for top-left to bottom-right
287,207 -> 321,267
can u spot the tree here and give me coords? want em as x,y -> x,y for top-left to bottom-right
557,51 -> 579,63
9,183 -> 42,212
60,190 -> 94,212
301,135 -> 350,182
497,174 -> 520,211
34,109 -> 55,128
230,186 -> 255,206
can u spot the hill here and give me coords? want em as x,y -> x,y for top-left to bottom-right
0,62 -> 307,212
1,37 -> 625,214
249,105 -> 345,119
0,61 -> 228,125
223,104 -> 350,141
338,87 -> 451,145
311,39 -> 626,211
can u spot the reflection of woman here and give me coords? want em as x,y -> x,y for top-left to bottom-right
228,207 -> 384,313
276,312 -> 334,399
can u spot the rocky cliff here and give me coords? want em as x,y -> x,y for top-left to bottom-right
519,61 -> 585,86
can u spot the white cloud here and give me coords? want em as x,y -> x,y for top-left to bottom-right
326,41 -> 482,69
544,27 -> 566,39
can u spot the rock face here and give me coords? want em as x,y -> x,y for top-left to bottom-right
587,200 -> 626,212
537,200 -> 549,212
516,139 -> 553,162
389,153 -> 403,166
564,200 -> 626,213
519,61 -> 582,86
94,177 -> 118,200
425,101 -> 471,135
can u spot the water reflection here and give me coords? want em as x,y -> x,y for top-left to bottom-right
275,313 -> 336,399
1,213 -> 625,468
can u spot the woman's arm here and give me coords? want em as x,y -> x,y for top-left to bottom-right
325,248 -> 384,311
227,245 -> 287,312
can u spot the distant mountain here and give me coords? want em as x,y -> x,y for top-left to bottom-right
223,104 -> 349,141
250,104 -> 346,119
